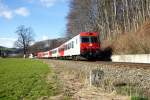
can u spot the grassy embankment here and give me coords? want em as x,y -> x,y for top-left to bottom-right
0,58 -> 61,100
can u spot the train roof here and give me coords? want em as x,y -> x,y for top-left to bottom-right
80,32 -> 99,36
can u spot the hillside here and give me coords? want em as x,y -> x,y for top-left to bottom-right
29,38 -> 68,54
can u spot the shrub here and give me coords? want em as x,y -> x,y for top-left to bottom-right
131,96 -> 148,100
102,21 -> 150,54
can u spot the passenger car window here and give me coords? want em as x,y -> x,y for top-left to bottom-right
76,39 -> 77,44
72,41 -> 74,48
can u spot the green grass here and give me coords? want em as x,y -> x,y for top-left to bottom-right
115,83 -> 149,100
131,96 -> 148,100
0,58 -> 59,100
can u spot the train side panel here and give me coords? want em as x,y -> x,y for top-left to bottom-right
37,52 -> 44,58
37,32 -> 101,59
63,35 -> 80,56
51,48 -> 58,58
43,51 -> 49,58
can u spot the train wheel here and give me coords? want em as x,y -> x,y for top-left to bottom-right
74,55 -> 80,61
72,56 -> 76,60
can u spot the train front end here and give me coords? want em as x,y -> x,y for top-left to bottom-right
80,32 -> 100,59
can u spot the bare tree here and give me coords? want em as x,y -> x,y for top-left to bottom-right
67,0 -> 150,41
14,25 -> 34,57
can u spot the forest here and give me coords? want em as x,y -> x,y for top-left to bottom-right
66,0 -> 150,54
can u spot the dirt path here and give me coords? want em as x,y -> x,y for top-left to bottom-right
43,59 -> 130,100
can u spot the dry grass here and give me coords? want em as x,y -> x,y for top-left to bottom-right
102,20 -> 150,54
44,60 -> 131,100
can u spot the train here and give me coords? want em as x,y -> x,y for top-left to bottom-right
37,32 -> 101,60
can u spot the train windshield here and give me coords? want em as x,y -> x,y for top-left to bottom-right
81,36 -> 98,43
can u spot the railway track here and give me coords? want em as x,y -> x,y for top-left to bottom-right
43,59 -> 133,99
94,61 -> 150,69
43,59 -> 150,98
46,59 -> 150,69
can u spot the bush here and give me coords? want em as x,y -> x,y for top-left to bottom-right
102,21 -> 150,54
131,96 -> 148,100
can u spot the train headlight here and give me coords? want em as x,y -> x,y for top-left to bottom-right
89,43 -> 93,46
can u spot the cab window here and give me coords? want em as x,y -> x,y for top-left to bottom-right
81,36 -> 98,43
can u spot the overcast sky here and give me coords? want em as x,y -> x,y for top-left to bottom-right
0,0 -> 69,48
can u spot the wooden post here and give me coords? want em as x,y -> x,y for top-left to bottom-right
89,70 -> 92,87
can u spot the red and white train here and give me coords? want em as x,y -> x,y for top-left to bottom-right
37,32 -> 101,60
